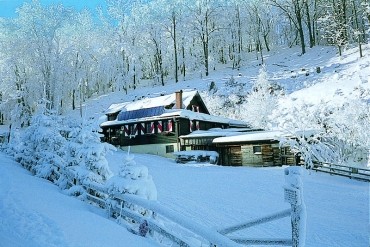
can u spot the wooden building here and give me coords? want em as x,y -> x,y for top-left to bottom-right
213,131 -> 297,166
180,130 -> 297,166
100,90 -> 249,157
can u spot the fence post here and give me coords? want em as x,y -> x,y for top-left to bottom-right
284,167 -> 306,247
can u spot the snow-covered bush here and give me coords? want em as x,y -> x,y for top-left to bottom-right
106,153 -> 157,217
201,77 -> 248,121
5,100 -> 115,190
62,120 -> 114,187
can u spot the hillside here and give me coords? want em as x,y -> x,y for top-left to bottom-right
1,45 -> 369,247
73,45 -> 370,122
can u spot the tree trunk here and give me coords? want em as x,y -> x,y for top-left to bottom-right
182,43 -> 186,80
294,0 -> 306,54
172,12 -> 179,83
352,0 -> 363,58
263,34 -> 270,52
203,36 -> 209,77
72,89 -> 75,110
304,0 -> 315,48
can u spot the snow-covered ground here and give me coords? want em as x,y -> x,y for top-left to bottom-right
112,151 -> 370,247
1,149 -> 369,246
0,153 -> 159,247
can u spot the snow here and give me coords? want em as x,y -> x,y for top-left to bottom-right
213,130 -> 288,143
127,152 -> 369,247
1,45 -> 370,247
180,128 -> 253,139
2,150 -> 368,246
173,150 -> 219,157
104,90 -> 198,114
0,153 -> 159,247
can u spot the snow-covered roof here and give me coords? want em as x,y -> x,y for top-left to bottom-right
213,130 -> 290,144
100,109 -> 248,127
105,90 -> 199,115
105,102 -> 130,115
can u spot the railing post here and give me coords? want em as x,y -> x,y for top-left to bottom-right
284,167 -> 306,247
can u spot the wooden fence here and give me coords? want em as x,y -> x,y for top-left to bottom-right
312,162 -> 370,182
53,164 -> 304,247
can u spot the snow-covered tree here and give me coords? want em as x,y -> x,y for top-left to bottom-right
201,77 -> 248,120
10,100 -> 66,180
242,65 -> 281,129
276,102 -> 338,168
324,99 -> 370,166
63,120 -> 114,186
275,96 -> 370,168
269,0 -> 307,54
318,3 -> 348,56
106,153 -> 157,217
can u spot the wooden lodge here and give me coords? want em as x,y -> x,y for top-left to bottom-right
100,90 -> 298,166
100,90 -> 249,158
180,130 -> 298,167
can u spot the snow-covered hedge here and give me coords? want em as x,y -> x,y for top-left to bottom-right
6,102 -> 114,188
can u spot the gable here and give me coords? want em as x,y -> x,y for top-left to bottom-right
185,93 -> 209,114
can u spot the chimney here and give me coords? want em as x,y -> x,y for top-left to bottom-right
175,90 -> 183,109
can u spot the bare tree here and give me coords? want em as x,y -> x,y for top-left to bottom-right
188,0 -> 223,76
269,0 -> 306,54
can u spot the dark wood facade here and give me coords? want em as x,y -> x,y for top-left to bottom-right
180,134 -> 297,166
216,141 -> 296,167
101,117 -> 228,149
100,90 -> 249,158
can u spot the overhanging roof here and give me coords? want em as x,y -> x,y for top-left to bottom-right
100,109 -> 249,128
213,130 -> 289,144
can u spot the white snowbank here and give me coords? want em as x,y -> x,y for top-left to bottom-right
0,153 -> 159,247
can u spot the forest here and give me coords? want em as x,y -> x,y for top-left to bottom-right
0,0 -> 369,126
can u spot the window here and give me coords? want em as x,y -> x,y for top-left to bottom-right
166,145 -> 174,153
253,145 -> 262,154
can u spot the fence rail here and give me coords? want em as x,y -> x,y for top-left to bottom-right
312,162 -> 370,182
57,165 -> 241,247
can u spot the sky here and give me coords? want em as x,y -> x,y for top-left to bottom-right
0,0 -> 107,18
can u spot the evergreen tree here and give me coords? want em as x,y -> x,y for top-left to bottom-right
63,120 -> 114,186
11,99 -> 66,180
106,152 -> 157,217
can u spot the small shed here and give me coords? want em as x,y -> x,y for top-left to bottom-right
213,131 -> 297,167
179,128 -> 256,152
